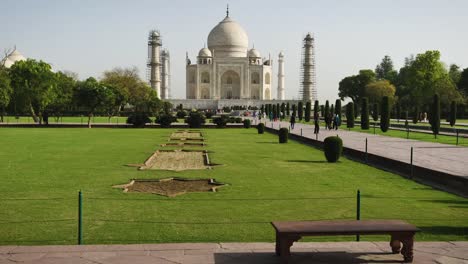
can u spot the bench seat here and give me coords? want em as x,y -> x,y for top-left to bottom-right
271,220 -> 419,263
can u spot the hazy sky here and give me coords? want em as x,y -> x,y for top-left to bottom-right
2,0 -> 467,102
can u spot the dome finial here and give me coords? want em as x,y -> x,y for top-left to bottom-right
226,4 -> 229,17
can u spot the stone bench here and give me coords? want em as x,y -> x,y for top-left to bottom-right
271,219 -> 420,263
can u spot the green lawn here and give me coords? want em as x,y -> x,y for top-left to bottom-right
0,128 -> 467,245
1,115 -> 126,124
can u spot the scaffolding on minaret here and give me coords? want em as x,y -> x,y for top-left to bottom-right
299,33 -> 317,102
147,30 -> 162,98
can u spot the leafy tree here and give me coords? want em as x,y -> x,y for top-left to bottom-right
298,102 -> 303,121
361,97 -> 369,129
449,64 -> 462,85
459,68 -> 468,96
449,101 -> 456,127
48,71 -> 76,122
0,67 -> 12,122
9,59 -> 56,122
74,77 -> 116,128
346,102 -> 354,129
304,101 -> 311,122
380,96 -> 390,132
372,103 -> 379,121
338,69 -> 376,104
375,55 -> 397,83
430,94 -> 440,138
365,80 -> 396,104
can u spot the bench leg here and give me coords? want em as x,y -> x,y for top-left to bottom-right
390,235 -> 401,254
276,235 -> 301,264
400,234 -> 415,263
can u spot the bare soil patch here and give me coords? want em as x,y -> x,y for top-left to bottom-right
140,150 -> 211,171
160,142 -> 206,147
113,178 -> 225,197
170,131 -> 203,140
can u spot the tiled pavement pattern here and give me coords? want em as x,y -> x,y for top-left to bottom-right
257,119 -> 468,177
1,242 -> 467,263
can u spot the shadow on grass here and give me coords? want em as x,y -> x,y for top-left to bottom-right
214,252 -> 403,264
256,141 -> 278,144
418,226 -> 468,236
421,199 -> 468,208
286,160 -> 328,164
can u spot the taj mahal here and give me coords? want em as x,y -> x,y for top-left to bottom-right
149,7 -> 317,109
186,8 -> 274,101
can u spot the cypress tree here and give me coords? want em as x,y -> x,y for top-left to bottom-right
305,101 -> 311,122
361,97 -> 369,129
449,101 -> 457,127
324,101 -> 330,127
286,102 -> 290,116
380,96 -> 390,132
272,104 -> 277,120
346,102 -> 354,129
314,100 -> 319,118
430,94 -> 440,138
330,104 -> 335,119
277,103 -> 280,120
372,103 -> 379,121
280,103 -> 286,119
396,102 -> 401,121
261,104 -> 264,114
335,99 -> 342,118
292,104 -> 297,117
320,105 -> 324,117
412,106 -> 418,124
298,101 -> 304,121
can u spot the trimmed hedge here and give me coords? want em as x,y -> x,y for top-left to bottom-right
279,128 -> 288,143
324,136 -> 343,163
126,113 -> 151,128
257,123 -> 265,134
213,115 -> 229,128
155,113 -> 176,128
243,119 -> 251,128
176,110 -> 187,119
185,111 -> 206,128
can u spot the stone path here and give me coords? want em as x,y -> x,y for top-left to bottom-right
1,242 -> 467,263
257,119 -> 468,177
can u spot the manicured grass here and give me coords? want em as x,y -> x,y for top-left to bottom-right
1,115 -> 126,124
0,128 -> 467,245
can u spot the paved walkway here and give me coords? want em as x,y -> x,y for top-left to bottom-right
257,119 -> 468,177
1,242 -> 467,264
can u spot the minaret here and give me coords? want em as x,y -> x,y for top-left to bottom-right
277,51 -> 285,100
301,33 -> 317,102
147,30 -> 162,98
160,49 -> 170,99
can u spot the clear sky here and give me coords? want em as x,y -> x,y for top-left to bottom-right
2,0 -> 467,102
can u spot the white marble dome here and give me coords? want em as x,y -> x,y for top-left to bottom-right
2,49 -> 26,68
207,16 -> 248,58
248,48 -> 261,58
198,47 -> 212,57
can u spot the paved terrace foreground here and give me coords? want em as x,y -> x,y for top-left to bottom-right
259,119 -> 468,177
1,242 -> 467,264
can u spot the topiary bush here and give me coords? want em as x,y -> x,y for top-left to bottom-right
243,119 -> 251,128
324,136 -> 343,163
212,115 -> 229,128
257,123 -> 265,134
126,113 -> 151,128
176,110 -> 187,119
205,111 -> 213,119
185,111 -> 206,128
155,113 -> 177,128
235,117 -> 243,123
278,128 -> 288,143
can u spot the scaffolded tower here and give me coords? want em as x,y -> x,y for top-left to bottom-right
147,30 -> 162,98
160,49 -> 171,99
300,33 -> 317,102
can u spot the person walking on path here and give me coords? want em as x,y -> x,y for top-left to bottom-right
314,112 -> 320,134
333,114 -> 340,130
290,113 -> 296,130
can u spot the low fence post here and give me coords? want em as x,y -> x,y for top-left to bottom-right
410,147 -> 414,179
356,189 -> 361,242
78,190 -> 83,245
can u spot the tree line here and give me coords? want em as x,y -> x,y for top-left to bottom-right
0,59 -> 165,126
